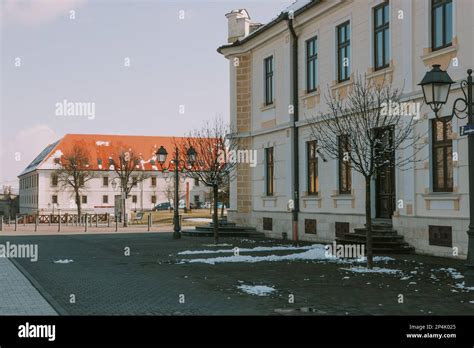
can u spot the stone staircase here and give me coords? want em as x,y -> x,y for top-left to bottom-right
335,218 -> 414,254
182,218 -> 265,238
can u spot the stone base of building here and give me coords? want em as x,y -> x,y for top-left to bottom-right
229,210 -> 468,259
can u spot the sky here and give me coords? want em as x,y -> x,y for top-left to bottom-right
0,0 -> 292,190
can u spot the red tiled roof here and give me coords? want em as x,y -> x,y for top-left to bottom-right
32,134 -> 196,173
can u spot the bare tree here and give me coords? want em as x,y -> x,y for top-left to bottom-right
179,118 -> 239,244
55,143 -> 94,218
307,74 -> 426,268
110,145 -> 148,226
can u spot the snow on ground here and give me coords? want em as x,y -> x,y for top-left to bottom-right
178,244 -> 396,265
184,218 -> 212,223
201,243 -> 233,247
53,259 -> 73,264
433,267 -> 464,279
178,244 -> 316,255
340,266 -> 402,274
237,284 -> 276,296
454,282 -> 474,291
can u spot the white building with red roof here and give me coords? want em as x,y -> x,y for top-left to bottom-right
18,134 -> 209,215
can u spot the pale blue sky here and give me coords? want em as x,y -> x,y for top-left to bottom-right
1,0 -> 291,189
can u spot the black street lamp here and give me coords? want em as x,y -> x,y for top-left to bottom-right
419,64 -> 474,286
155,145 -> 197,239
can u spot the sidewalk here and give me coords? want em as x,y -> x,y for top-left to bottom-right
0,223 -> 181,236
0,257 -> 57,315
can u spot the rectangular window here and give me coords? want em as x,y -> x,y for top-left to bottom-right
338,135 -> 352,194
132,176 -> 138,187
103,195 -> 108,204
305,219 -> 317,234
432,0 -> 453,51
335,222 -> 350,239
132,195 -> 137,203
307,140 -> 318,195
194,195 -> 200,204
337,21 -> 351,82
429,225 -> 452,247
306,36 -> 318,92
103,176 -> 109,186
151,195 -> 157,204
194,178 -> 199,186
264,56 -> 274,105
51,174 -> 58,187
374,2 -> 390,70
151,177 -> 157,186
432,118 -> 453,192
52,195 -> 58,204
263,217 -> 273,231
265,147 -> 274,196
79,176 -> 84,186
82,195 -> 87,204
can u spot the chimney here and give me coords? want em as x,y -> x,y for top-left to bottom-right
225,9 -> 251,43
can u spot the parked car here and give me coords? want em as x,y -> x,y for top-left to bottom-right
152,202 -> 173,211
204,202 -> 211,209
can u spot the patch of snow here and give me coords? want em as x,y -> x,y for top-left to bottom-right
400,276 -> 412,280
436,268 -> 464,279
237,284 -> 276,296
179,244 -> 398,265
469,300 -> 474,304
53,259 -> 73,264
201,243 -> 233,247
340,266 -> 401,274
455,282 -> 474,291
178,244 -> 317,255
184,218 -> 212,223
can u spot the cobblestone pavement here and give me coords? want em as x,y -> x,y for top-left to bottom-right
0,257 -> 57,315
1,232 -> 473,315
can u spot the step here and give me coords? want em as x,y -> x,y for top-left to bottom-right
181,229 -> 265,238
353,228 -> 399,236
340,233 -> 405,242
209,221 -> 236,227
194,225 -> 257,233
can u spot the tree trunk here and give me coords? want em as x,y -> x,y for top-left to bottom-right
365,176 -> 373,269
123,195 -> 128,228
220,195 -> 225,218
212,185 -> 219,244
75,190 -> 81,219
209,188 -> 212,214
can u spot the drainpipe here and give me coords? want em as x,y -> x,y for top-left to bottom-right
286,14 -> 299,243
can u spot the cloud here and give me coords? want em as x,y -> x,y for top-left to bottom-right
0,125 -> 58,190
1,0 -> 87,26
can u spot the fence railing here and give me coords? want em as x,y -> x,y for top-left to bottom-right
0,212 -> 155,232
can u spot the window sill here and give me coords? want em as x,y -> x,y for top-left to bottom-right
422,192 -> 459,201
261,195 -> 277,202
302,195 -> 321,201
302,89 -> 320,100
260,103 -> 276,112
367,66 -> 394,80
421,44 -> 458,63
330,75 -> 354,91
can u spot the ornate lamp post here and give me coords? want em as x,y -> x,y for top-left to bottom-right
419,64 -> 474,285
155,145 -> 197,239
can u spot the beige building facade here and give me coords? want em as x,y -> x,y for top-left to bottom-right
219,0 -> 474,258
